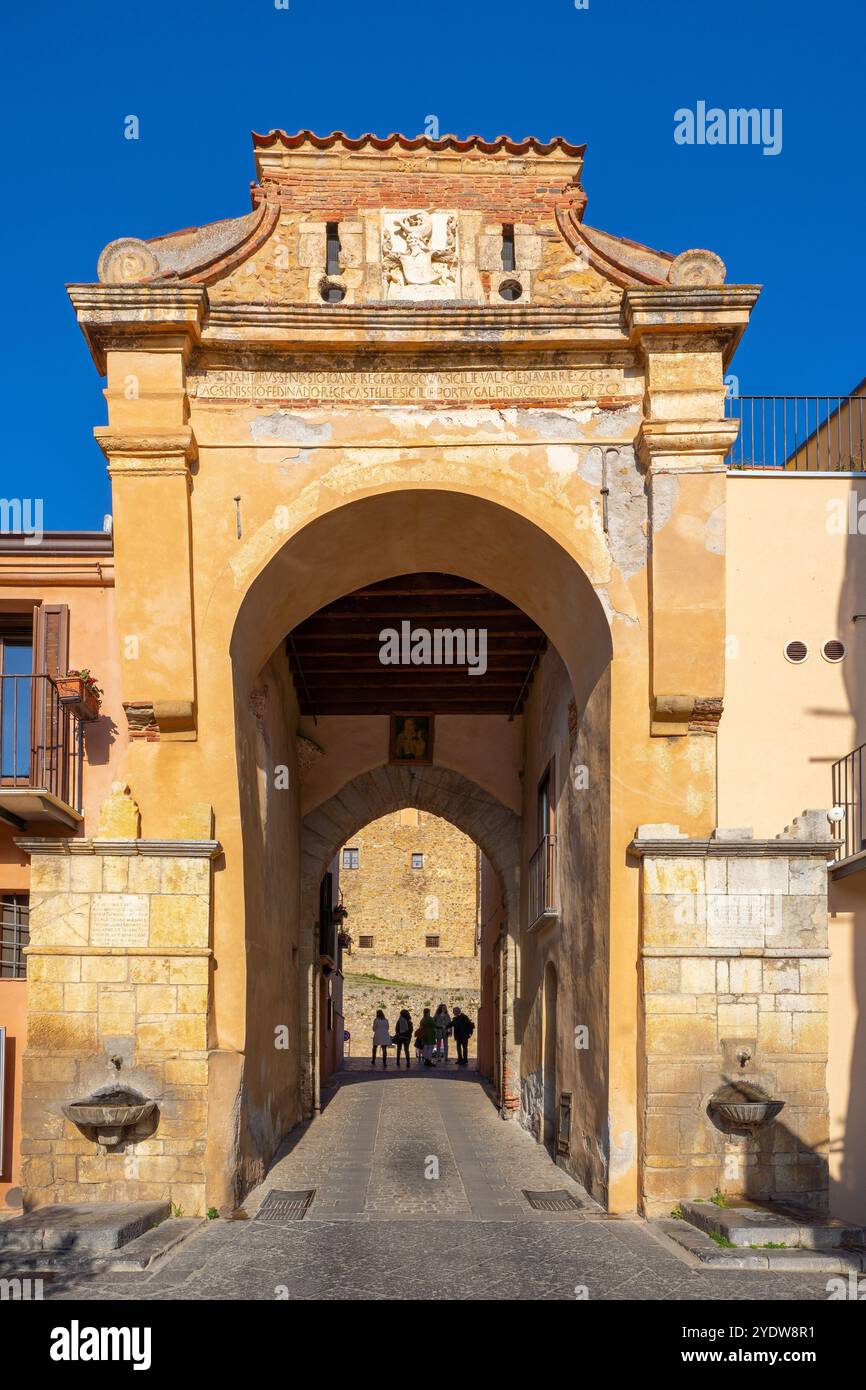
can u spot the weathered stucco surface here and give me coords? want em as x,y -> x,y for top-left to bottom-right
19,129 -> 854,1224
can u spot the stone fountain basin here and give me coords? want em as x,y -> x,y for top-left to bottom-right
708,1082 -> 785,1132
711,1099 -> 784,1128
63,1090 -> 155,1131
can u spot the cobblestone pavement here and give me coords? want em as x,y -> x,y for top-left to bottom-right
42,1064 -> 839,1300
246,1058 -> 595,1220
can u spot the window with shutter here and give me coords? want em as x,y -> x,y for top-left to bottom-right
35,603 -> 69,677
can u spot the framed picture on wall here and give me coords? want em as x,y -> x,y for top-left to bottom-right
389,713 -> 434,765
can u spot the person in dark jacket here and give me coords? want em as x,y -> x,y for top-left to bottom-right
394,1008 -> 413,1067
416,1008 -> 438,1067
450,1006 -> 475,1065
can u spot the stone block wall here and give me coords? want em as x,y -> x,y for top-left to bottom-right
635,813 -> 832,1217
19,832 -> 218,1215
340,809 -> 479,959
343,952 -> 479,992
343,977 -> 480,1060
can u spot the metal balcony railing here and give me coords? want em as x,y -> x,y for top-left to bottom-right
0,674 -> 83,814
528,833 -> 557,927
725,395 -> 866,472
832,745 -> 866,863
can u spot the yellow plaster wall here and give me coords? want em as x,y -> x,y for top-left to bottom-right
723,473 -> 866,1221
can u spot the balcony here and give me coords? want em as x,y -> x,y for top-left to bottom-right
528,833 -> 557,928
830,744 -> 866,877
726,395 -> 866,472
0,674 -> 84,830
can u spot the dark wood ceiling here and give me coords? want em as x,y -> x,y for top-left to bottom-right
286,573 -> 546,717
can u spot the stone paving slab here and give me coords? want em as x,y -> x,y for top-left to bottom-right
34,1217 -> 842,1301
10,1066 -> 856,1300
242,1061 -> 597,1224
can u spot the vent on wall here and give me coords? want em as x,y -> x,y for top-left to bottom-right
822,639 -> 847,663
784,640 -> 809,664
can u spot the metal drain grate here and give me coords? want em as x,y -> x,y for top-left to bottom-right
522,1189 -> 583,1212
255,1189 -> 316,1223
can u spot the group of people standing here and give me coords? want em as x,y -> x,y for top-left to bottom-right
372,1003 -> 475,1068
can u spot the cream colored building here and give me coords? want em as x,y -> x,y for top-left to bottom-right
0,128 -> 862,1224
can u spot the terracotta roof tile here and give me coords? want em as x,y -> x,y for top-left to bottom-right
251,128 -> 585,158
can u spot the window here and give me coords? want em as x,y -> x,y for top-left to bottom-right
411,852 -> 424,869
501,224 -> 516,272
342,847 -> 360,869
321,223 -> 346,302
538,763 -> 554,842
358,934 -> 373,949
425,934 -> 440,949
1,894 -> 29,979
326,222 -> 342,277
1,618 -> 34,783
529,762 -> 558,925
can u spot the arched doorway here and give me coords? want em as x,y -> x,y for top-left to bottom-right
300,762 -> 520,1115
224,486 -> 614,1207
542,961 -> 558,1153
479,963 -> 495,1079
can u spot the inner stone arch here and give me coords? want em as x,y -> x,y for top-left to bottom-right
301,764 -> 520,915
300,763 -> 521,1116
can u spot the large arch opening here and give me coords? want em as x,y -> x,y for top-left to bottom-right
300,761 -> 520,1115
226,487 -> 613,1204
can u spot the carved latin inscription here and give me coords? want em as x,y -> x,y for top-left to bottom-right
90,895 -> 149,948
189,362 -> 629,405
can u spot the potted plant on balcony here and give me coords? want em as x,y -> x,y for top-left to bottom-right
55,668 -> 103,721
332,902 -> 352,950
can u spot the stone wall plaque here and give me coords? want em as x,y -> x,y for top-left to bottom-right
90,895 -> 149,948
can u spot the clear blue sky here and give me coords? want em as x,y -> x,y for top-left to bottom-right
3,0 -> 863,529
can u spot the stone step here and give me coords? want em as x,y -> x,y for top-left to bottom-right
657,1218 -> 866,1273
0,1217 -> 200,1276
678,1198 -> 866,1252
0,1201 -> 169,1255
97,1218 -> 203,1271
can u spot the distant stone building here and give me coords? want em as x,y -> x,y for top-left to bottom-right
340,809 -> 478,963
339,811 -> 480,1052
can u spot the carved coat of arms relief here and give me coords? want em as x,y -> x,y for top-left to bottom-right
381,211 -> 459,299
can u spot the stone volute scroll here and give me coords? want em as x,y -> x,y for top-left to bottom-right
668,249 -> 727,287
97,238 -> 160,284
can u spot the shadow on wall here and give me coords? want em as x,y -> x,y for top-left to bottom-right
833,478 -> 866,1223
828,876 -> 866,1223
82,714 -> 117,766
1,1032 -> 18,1189
707,1079 -> 829,1214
